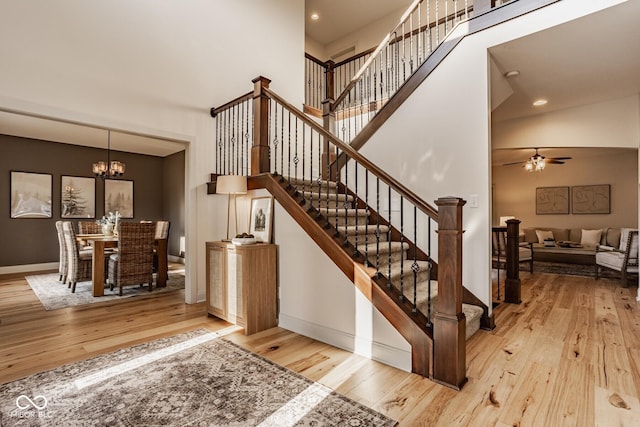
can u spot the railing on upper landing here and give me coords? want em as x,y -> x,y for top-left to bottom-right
304,0 -> 519,143
211,76 -> 468,389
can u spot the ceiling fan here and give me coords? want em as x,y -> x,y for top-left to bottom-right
502,148 -> 572,172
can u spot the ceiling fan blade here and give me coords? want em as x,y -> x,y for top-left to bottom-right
502,161 -> 526,166
545,159 -> 565,164
548,156 -> 572,160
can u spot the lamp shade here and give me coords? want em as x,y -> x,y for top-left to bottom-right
216,175 -> 247,195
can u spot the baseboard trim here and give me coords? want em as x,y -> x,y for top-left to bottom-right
0,262 -> 58,275
278,313 -> 411,372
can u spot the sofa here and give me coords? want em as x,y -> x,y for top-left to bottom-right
522,227 -> 622,265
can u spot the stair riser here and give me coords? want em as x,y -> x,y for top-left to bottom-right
389,269 -> 432,287
324,215 -> 369,227
346,233 -> 388,245
367,249 -> 407,269
307,198 -> 354,209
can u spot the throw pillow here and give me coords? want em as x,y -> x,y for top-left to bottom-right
535,230 -> 554,244
580,229 -> 602,247
619,228 -> 639,260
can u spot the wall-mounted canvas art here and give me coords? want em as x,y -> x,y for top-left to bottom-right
61,176 -> 95,218
536,186 -> 569,215
10,171 -> 52,218
104,179 -> 134,218
572,184 -> 610,214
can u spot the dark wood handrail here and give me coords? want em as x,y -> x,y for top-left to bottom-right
334,47 -> 376,68
263,86 -> 438,221
210,91 -> 253,117
305,52 -> 326,67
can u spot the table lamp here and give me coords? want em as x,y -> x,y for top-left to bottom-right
216,175 -> 247,241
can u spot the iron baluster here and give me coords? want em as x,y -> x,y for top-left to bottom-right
293,118 -> 299,195
387,185 -> 392,289
375,177 -> 380,276
287,110 -> 291,188
353,162 -> 359,256
410,11 -> 414,74
334,147 -> 340,232
343,154 -> 349,245
301,121 -> 306,201
402,22 -> 406,82
280,103 -> 284,182
272,99 -> 279,176
400,196 -> 405,303
364,171 -> 370,267
427,215 -> 433,327
231,103 -> 236,174
412,206 -> 419,314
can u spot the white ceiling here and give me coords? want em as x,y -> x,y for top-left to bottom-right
305,0 -> 408,45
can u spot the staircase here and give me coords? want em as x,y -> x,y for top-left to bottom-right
293,176 -> 484,340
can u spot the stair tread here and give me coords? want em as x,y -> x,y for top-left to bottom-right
340,225 -> 390,235
301,191 -> 354,201
318,208 -> 368,216
363,241 -> 408,253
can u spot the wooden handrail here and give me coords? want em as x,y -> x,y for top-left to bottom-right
263,86 -> 438,221
305,52 -> 326,67
210,91 -> 253,117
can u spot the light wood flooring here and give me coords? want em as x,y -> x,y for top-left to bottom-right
1,268 -> 640,426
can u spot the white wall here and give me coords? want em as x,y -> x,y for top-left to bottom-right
0,0 -> 305,303
493,95 -> 640,149
273,198 -> 412,371
354,0 -> 628,310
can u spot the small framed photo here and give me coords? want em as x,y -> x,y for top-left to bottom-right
104,179 -> 134,218
249,196 -> 274,243
10,171 -> 52,218
61,176 -> 96,218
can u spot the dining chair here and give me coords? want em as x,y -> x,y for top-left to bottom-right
62,221 -> 93,293
55,221 -> 68,284
107,222 -> 155,296
78,220 -> 102,234
153,220 -> 170,281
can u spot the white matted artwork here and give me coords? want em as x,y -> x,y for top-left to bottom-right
104,179 -> 134,218
10,171 -> 52,218
249,196 -> 273,243
61,176 -> 95,218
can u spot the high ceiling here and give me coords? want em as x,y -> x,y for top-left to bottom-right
305,0 -> 408,45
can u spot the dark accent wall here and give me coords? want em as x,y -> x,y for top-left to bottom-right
0,134 -> 184,267
163,150 -> 185,258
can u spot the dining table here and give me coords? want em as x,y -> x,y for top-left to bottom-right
77,234 -> 168,297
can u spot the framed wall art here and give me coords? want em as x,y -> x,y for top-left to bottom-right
249,196 -> 273,243
10,171 -> 52,218
536,186 -> 569,215
61,176 -> 96,218
104,179 -> 134,218
572,184 -> 610,214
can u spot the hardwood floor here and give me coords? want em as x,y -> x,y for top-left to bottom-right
1,268 -> 639,426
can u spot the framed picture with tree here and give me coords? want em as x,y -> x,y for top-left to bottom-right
61,176 -> 95,218
104,179 -> 134,218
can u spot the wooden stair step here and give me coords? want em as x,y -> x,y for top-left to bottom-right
302,191 -> 355,209
365,241 -> 409,267
319,208 -> 369,226
282,177 -> 338,191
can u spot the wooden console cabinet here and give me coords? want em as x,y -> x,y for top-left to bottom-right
205,241 -> 277,335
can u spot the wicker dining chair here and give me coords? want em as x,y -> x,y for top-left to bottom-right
62,221 -> 93,293
78,220 -> 102,234
107,222 -> 155,296
55,221 -> 68,283
153,220 -> 170,279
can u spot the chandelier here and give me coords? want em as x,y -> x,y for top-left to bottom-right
524,153 -> 545,172
92,130 -> 125,178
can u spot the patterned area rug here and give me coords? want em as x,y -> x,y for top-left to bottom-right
25,270 -> 185,310
0,329 -> 396,427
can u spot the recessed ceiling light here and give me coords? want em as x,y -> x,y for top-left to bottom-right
533,99 -> 548,107
504,70 -> 520,78
310,13 -> 319,21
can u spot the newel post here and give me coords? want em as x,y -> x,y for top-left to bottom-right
504,219 -> 522,304
252,76 -> 271,175
325,60 -> 335,102
433,197 -> 467,390
321,98 -> 337,180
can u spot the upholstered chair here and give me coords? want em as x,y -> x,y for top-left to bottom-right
55,221 -> 68,283
107,222 -> 155,296
62,221 -> 93,293
595,228 -> 639,287
492,228 -> 534,284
